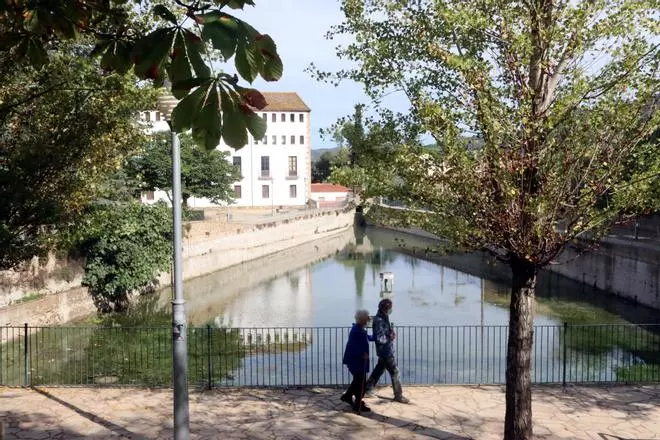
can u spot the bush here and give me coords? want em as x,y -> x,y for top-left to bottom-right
72,202 -> 172,312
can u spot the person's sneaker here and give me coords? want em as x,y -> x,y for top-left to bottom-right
340,394 -> 353,405
394,396 -> 410,404
364,388 -> 376,397
353,402 -> 371,413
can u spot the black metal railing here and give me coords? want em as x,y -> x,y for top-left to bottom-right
1,324 -> 658,387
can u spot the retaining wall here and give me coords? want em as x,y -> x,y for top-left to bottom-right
0,206 -> 355,326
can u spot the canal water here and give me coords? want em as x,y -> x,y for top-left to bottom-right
5,227 -> 657,387
171,227 -> 659,387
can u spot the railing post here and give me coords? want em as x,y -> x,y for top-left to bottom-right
562,322 -> 568,387
23,323 -> 28,387
207,324 -> 212,390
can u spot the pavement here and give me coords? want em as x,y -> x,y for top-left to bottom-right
0,385 -> 659,439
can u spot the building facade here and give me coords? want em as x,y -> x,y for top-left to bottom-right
141,92 -> 312,208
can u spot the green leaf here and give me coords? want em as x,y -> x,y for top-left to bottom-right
153,5 -> 178,24
235,41 -> 261,83
100,41 -> 132,73
254,34 -> 282,81
182,30 -> 211,77
171,77 -> 211,100
133,28 -> 176,82
90,40 -> 112,57
171,84 -> 209,133
201,22 -> 237,60
261,54 -> 283,82
243,107 -> 267,140
226,0 -> 256,9
26,39 -> 48,67
220,89 -> 248,148
191,85 -> 222,151
167,31 -> 193,85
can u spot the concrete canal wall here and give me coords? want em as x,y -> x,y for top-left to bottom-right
0,206 -> 355,326
369,224 -> 660,311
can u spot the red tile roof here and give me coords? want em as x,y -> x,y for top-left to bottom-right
311,183 -> 350,193
259,92 -> 311,112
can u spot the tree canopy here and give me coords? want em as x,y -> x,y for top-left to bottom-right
316,1 -> 659,439
0,47 -> 155,270
127,131 -> 241,206
1,0 -> 283,150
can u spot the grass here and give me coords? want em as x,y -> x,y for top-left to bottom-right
1,295 -> 243,387
484,289 -> 660,382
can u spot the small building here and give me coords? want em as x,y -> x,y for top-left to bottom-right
310,183 -> 352,208
139,92 -> 312,208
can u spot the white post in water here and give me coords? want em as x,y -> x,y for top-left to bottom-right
156,90 -> 189,440
380,272 -> 394,296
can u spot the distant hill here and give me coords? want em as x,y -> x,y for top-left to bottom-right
311,147 -> 341,161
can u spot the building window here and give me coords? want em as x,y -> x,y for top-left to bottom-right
155,111 -> 161,121
254,137 -> 259,145
262,136 -> 267,145
145,191 -> 155,201
290,113 -> 295,122
299,135 -> 304,144
291,135 -> 295,144
281,135 -> 286,145
288,156 -> 297,177
271,113 -> 276,122
234,185 -> 242,198
289,185 -> 297,198
262,185 -> 270,198
281,113 -> 285,122
261,156 -> 270,177
262,113 -> 267,121
272,135 -> 277,145
299,114 -> 304,123
144,111 -> 151,122
232,156 -> 241,175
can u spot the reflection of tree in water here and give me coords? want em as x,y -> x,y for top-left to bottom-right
335,243 -> 400,297
287,273 -> 300,293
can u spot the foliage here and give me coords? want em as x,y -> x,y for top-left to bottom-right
314,1 -> 659,438
311,150 -> 348,182
68,202 -> 173,313
3,296 -> 243,387
1,0 -> 283,150
0,47 -> 155,270
126,131 -> 240,206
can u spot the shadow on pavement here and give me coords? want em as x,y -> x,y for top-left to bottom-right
31,387 -> 151,440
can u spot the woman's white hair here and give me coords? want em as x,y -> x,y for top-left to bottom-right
354,309 -> 370,321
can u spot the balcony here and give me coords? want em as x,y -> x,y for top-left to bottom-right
286,172 -> 299,180
258,170 -> 271,180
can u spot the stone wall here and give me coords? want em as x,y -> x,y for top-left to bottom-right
1,206 -> 355,326
0,254 -> 85,309
366,225 -> 660,312
550,238 -> 660,310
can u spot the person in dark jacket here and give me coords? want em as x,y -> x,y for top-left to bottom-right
341,309 -> 374,412
364,298 -> 409,403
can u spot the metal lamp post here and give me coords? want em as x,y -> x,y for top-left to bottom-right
156,91 -> 190,440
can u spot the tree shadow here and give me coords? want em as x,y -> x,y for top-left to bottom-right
533,384 -> 660,417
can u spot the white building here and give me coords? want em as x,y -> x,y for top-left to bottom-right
310,183 -> 352,208
140,92 -> 312,208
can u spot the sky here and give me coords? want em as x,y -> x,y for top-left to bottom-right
228,0 -> 411,150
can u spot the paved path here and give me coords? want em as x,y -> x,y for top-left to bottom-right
1,385 -> 658,439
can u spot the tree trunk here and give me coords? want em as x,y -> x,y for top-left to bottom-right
504,257 -> 537,440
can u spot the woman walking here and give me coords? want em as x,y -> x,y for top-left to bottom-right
341,310 -> 374,413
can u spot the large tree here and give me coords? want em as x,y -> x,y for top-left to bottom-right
0,48 -> 155,269
317,1 -> 659,439
1,0 -> 283,150
127,131 -> 241,206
